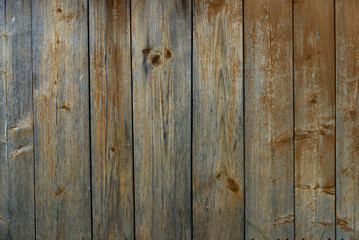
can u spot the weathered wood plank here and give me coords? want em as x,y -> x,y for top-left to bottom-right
294,0 -> 335,238
336,0 -> 359,238
32,1 -> 91,239
132,0 -> 192,239
244,0 -> 294,239
192,1 -> 244,239
0,0 -> 35,239
0,0 -> 7,235
90,0 -> 134,239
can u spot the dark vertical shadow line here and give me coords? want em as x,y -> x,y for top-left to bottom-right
292,1 -> 295,239
190,0 -> 194,239
87,1 -> 94,239
129,0 -> 136,238
334,0 -> 337,239
30,0 -> 37,238
3,0 -> 5,178
242,0 -> 246,239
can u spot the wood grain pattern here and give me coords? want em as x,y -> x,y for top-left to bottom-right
0,0 -> 8,236
192,1 -> 244,239
244,0 -> 294,239
131,0 -> 192,239
0,0 -> 34,239
1,2 -> 359,239
336,0 -> 359,239
90,0 -> 134,239
294,0 -> 335,239
32,1 -> 91,239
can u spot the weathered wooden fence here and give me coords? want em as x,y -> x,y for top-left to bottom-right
0,0 -> 358,239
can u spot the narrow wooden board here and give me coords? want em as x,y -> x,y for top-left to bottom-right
131,0 -> 192,239
0,0 -> 35,239
90,0 -> 134,239
244,0 -> 294,239
294,0 -> 335,238
336,0 -> 359,238
0,0 -> 7,235
32,1 -> 91,239
192,1 -> 244,239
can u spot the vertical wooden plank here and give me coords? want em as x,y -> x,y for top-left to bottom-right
0,0 -> 7,235
192,1 -> 243,239
32,1 -> 91,239
132,0 -> 191,239
294,0 -> 335,239
245,0 -> 294,239
336,0 -> 359,239
0,1 -> 35,239
90,0 -> 134,239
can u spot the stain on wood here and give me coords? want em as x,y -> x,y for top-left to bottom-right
90,0 -> 134,239
245,0 -> 294,239
336,0 -> 359,239
294,0 -> 335,239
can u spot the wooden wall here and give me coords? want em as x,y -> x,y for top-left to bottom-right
0,0 -> 358,239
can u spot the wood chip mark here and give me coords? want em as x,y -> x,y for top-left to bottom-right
336,217 -> 354,232
54,187 -> 66,197
0,216 -> 9,225
9,145 -> 33,158
273,214 -> 294,225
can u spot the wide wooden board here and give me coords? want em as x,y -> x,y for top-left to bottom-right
131,0 -> 192,239
32,1 -> 91,239
192,0 -> 244,239
294,0 -> 335,238
90,0 -> 134,239
244,0 -> 294,239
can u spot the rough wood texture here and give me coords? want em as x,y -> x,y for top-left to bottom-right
0,1 -> 5,232
294,0 -> 335,239
90,0 -> 134,239
0,0 -> 34,239
32,1 -> 91,239
192,1 -> 244,239
2,1 -> 359,239
131,0 -> 192,239
0,0 -> 8,236
244,0 -> 294,239
336,0 -> 359,239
